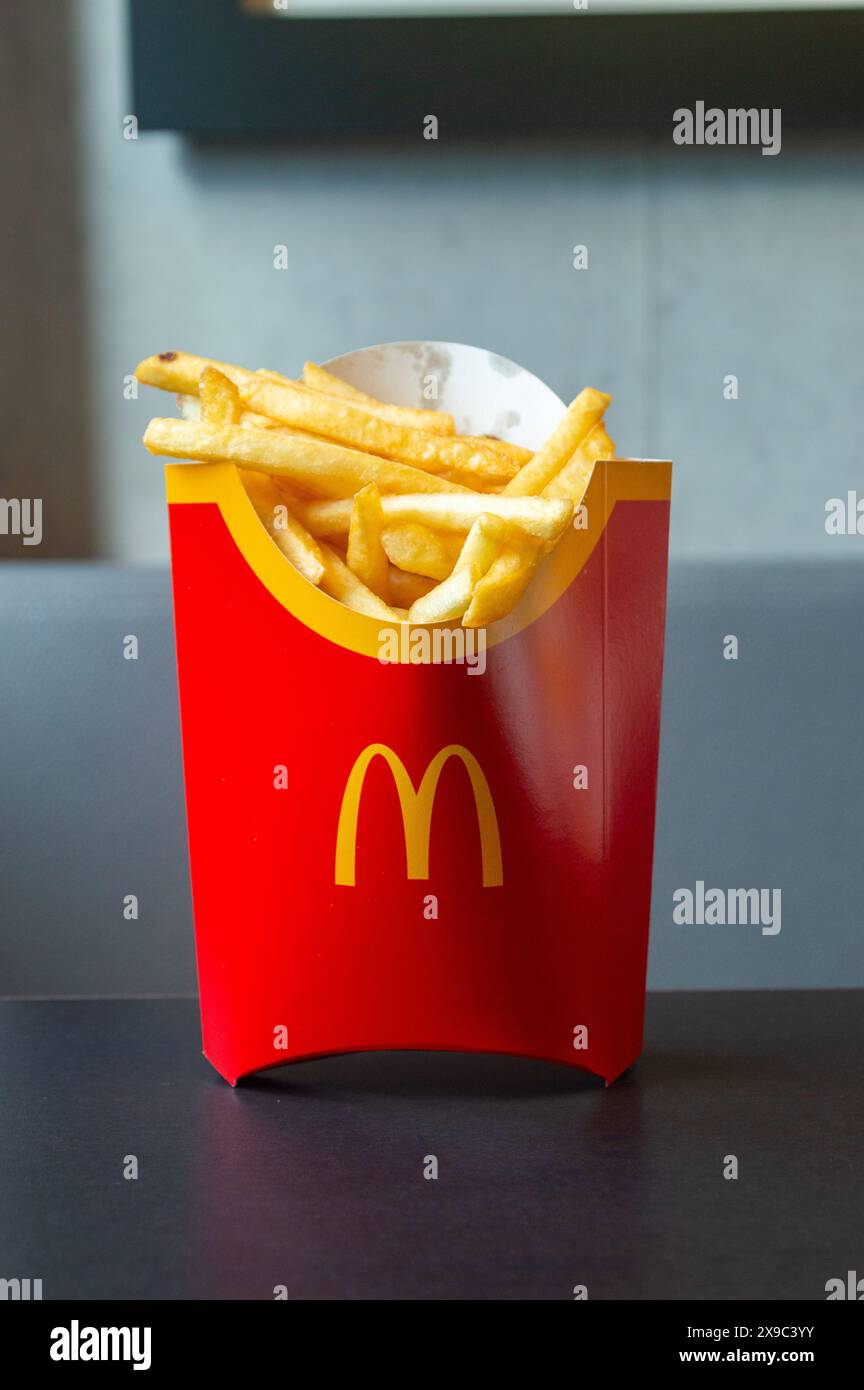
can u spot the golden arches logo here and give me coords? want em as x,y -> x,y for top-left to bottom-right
335,743 -> 503,888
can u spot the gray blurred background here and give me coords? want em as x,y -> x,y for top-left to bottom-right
1,0 -> 862,996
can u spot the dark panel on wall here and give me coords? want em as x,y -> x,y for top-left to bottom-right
129,3 -> 864,138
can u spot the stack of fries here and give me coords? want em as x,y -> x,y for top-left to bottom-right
138,351 -> 614,627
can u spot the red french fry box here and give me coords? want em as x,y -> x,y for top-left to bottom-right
165,342 -> 672,1085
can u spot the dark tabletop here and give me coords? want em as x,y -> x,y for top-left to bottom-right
1,992 -> 861,1301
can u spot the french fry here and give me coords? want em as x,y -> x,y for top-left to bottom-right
199,366 -> 242,426
295,492 -> 573,542
462,426 -> 616,627
460,436 -> 532,467
347,484 -> 390,602
504,388 -> 611,497
270,365 -> 465,457
151,356 -> 323,436
295,485 -> 468,582
242,408 -> 302,432
137,351 -> 253,396
387,567 -> 437,607
183,393 -> 319,440
302,362 -> 363,398
302,361 -> 455,436
238,375 -> 517,485
266,364 -> 454,439
462,540 -> 541,628
408,571 -> 474,626
408,515 -> 508,625
541,422 -> 613,503
137,353 -> 487,475
319,543 -> 403,622
449,461 -> 529,490
240,471 -> 326,586
461,426 -> 615,626
456,392 -> 609,625
434,469 -> 504,493
380,523 -> 464,581
255,368 -> 298,386
144,418 -> 471,500
141,353 -> 327,433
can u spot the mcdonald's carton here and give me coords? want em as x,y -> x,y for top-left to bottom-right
166,342 -> 671,1085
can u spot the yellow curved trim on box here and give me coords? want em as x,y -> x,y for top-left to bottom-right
166,460 -> 671,659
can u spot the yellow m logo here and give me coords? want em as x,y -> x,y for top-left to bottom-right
335,743 -> 503,888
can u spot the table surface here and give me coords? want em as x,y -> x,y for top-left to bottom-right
1,992 -> 861,1301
